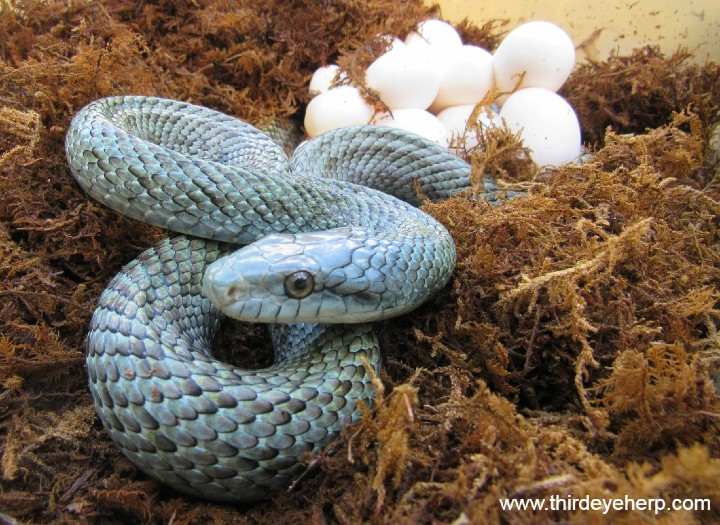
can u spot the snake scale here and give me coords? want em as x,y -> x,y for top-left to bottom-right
65,95 -> 508,502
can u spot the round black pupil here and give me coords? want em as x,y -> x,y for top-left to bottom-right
294,276 -> 307,290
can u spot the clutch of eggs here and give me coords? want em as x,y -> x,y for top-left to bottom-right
304,19 -> 582,168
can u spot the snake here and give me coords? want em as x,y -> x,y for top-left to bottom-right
65,95 -> 512,502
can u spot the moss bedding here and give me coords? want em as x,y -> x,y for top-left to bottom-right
1,1 -> 719,523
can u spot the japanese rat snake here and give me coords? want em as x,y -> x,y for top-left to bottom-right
65,95 -> 511,502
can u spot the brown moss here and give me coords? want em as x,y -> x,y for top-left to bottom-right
1,1 -> 720,524
412,111 -> 719,430
561,47 -> 720,149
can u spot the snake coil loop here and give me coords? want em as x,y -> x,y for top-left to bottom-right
64,95 -> 508,502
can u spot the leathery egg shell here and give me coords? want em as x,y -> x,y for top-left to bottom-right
499,87 -> 581,167
437,104 -> 499,152
405,19 -> 462,51
309,65 -> 345,95
365,45 -> 440,110
430,45 -> 494,113
493,21 -> 575,98
373,109 -> 449,146
404,19 -> 462,88
304,86 -> 373,138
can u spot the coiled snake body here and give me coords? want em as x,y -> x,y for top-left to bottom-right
66,96 -> 505,502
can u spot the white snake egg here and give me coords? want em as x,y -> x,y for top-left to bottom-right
404,19 -> 463,51
436,104 -> 499,154
499,87 -> 581,167
365,44 -> 440,110
429,44 -> 495,114
304,86 -> 374,138
492,21 -> 576,105
373,108 -> 449,147
309,64 -> 344,95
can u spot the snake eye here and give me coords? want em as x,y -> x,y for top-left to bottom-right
284,271 -> 315,299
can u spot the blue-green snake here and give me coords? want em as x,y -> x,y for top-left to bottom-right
65,95 -> 510,502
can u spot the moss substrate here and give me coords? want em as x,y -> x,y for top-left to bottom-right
0,1 -> 719,523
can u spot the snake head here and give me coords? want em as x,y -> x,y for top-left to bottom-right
202,227 -> 415,324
